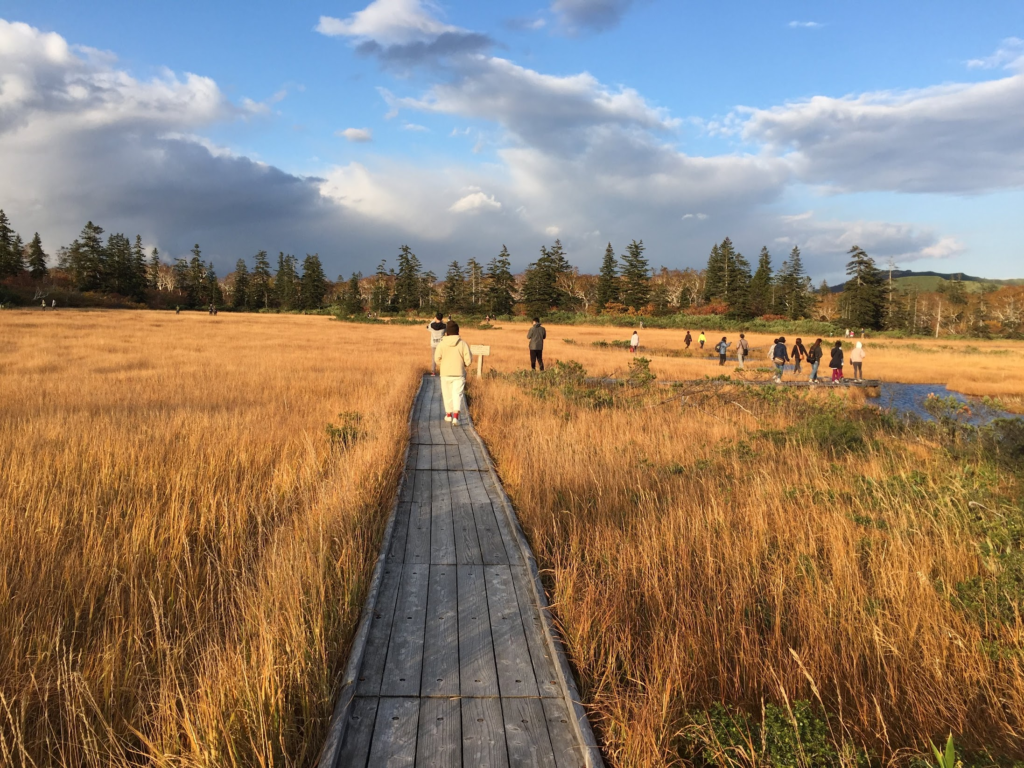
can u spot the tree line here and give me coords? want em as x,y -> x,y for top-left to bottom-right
3,208 -> 1022,336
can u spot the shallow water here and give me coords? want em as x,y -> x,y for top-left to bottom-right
872,382 -> 1016,425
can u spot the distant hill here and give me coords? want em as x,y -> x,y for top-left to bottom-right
830,269 -> 1024,293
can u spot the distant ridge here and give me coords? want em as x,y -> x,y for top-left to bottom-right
830,269 -> 1024,292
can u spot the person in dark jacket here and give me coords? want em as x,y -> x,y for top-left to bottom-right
806,338 -> 823,383
771,336 -> 790,383
791,338 -> 807,376
829,340 -> 844,383
527,317 -> 546,371
684,331 -> 692,349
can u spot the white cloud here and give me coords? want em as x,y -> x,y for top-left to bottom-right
315,0 -> 461,45
545,225 -> 561,236
740,62 -> 1024,194
788,21 -> 822,29
449,191 -> 502,213
337,127 -> 373,142
402,122 -> 428,131
682,213 -> 709,221
966,37 -> 1024,70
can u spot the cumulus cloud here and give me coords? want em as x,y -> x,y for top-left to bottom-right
449,191 -> 502,213
551,0 -> 637,34
740,61 -> 1024,194
316,0 -> 491,66
337,127 -> 373,142
966,37 -> 1024,70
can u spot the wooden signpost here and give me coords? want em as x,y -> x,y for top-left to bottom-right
470,345 -> 490,377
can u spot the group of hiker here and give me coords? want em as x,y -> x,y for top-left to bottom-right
428,314 -> 871,425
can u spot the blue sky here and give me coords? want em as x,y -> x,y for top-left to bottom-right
1,0 -> 1022,282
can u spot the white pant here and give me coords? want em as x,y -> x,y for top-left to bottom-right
440,376 -> 466,415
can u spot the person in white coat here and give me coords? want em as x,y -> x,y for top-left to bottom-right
433,321 -> 473,426
630,330 -> 640,354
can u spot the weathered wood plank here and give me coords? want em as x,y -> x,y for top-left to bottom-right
510,566 -> 562,699
404,501 -> 431,565
367,697 -> 420,768
542,698 -> 588,768
381,564 -> 430,697
447,470 -> 470,507
356,564 -> 403,696
336,696 -> 378,768
456,565 -> 499,697
463,466 -> 492,505
430,444 -> 448,471
473,503 -> 510,566
416,698 -> 461,768
503,697 -> 558,768
445,444 -> 464,471
458,438 -> 479,471
461,698 -> 509,768
429,472 -> 456,565
454,502 -> 483,565
387,503 -> 413,565
477,485 -> 521,569
420,565 -> 459,697
485,565 -> 539,698
415,444 -> 432,471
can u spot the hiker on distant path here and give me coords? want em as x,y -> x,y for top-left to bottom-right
630,330 -> 640,354
434,321 -> 473,427
175,305 -> 180,314
698,331 -> 706,350
737,333 -> 749,369
41,299 -> 46,311
427,312 -> 447,376
684,331 -> 692,349
806,339 -> 823,383
830,340 -> 844,383
771,336 -> 790,383
791,338 -> 807,376
51,299 -> 56,310
850,341 -> 866,382
716,336 -> 732,366
527,317 -> 546,371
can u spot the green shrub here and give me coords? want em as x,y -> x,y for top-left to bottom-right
325,412 -> 362,447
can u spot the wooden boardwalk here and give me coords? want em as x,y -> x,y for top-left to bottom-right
320,375 -> 602,768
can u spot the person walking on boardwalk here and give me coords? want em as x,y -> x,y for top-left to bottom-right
630,330 -> 640,354
715,336 -> 731,366
698,331 -> 706,349
684,330 -> 692,349
806,338 -> 823,383
434,321 -> 473,426
427,312 -> 446,375
771,336 -> 790,383
829,340 -> 844,384
850,341 -> 866,381
791,338 -> 807,376
737,333 -> 749,369
527,317 -> 546,371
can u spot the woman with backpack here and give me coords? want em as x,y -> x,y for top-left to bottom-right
716,336 -> 731,365
771,337 -> 790,383
806,338 -> 823,383
829,340 -> 844,384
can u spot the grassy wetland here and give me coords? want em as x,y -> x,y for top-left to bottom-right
2,309 -> 1023,766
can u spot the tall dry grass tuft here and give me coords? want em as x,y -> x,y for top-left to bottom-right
0,311 -> 422,766
472,374 -> 1024,766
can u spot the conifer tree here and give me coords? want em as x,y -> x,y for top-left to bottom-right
343,272 -> 364,315
185,244 -> 207,306
129,235 -> 148,299
300,253 -> 328,309
595,242 -> 619,309
842,245 -> 884,329
703,237 -> 749,310
747,246 -> 774,317
205,264 -> 222,306
465,258 -> 484,311
443,261 -> 467,313
485,246 -> 515,316
370,260 -> 392,314
65,222 -> 107,291
776,245 -> 811,320
232,258 -> 251,309
521,240 -> 571,315
0,209 -> 14,278
250,250 -> 273,309
26,233 -> 47,279
394,245 -> 422,311
7,234 -> 25,278
619,239 -> 650,310
420,271 -> 437,309
275,252 -> 299,310
105,233 -> 134,296
148,248 -> 161,289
